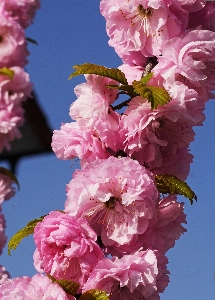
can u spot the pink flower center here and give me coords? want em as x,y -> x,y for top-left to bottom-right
105,196 -> 117,209
120,5 -> 155,37
137,5 -> 153,18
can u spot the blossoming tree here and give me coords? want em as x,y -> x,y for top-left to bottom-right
0,0 -> 215,299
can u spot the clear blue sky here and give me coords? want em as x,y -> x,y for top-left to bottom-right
1,2 -> 215,299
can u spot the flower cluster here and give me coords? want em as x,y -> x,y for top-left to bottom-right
0,1 -> 38,152
2,1 -> 215,299
51,0 -> 215,299
0,0 -> 40,285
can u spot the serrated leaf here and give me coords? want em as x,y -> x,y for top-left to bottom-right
47,275 -> 79,296
147,85 -> 171,109
140,72 -> 153,85
155,174 -> 197,204
0,167 -> 20,189
79,289 -> 109,300
0,67 -> 14,79
132,80 -> 171,109
8,216 -> 46,255
68,63 -> 128,85
132,80 -> 151,98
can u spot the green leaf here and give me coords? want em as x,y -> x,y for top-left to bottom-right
155,174 -> 197,205
26,37 -> 38,45
140,72 -> 153,85
68,63 -> 128,85
0,167 -> 20,189
0,67 -> 14,79
79,289 -> 110,300
8,216 -> 46,255
132,80 -> 171,109
47,275 -> 79,296
147,85 -> 171,109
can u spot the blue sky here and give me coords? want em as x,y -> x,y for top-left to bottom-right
1,1 -> 215,299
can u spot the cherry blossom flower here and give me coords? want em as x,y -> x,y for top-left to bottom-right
152,29 -> 215,102
65,156 -> 158,247
105,195 -> 186,257
0,0 -> 40,29
33,211 -> 104,288
0,274 -> 75,299
100,0 -> 189,63
83,249 -> 169,300
120,94 -> 195,173
0,67 -> 32,106
0,14 -> 28,68
70,74 -> 119,128
52,121 -> 110,163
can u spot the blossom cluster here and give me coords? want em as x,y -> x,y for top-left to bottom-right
1,0 -> 215,299
0,0 -> 40,286
0,0 -> 40,152
50,0 -> 214,298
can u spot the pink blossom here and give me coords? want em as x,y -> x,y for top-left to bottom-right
65,156 -> 158,246
0,67 -> 32,106
100,0 -> 189,62
33,211 -> 104,288
152,30 -> 215,101
1,0 -> 40,29
120,93 -> 195,173
83,249 -> 169,300
105,195 -> 187,257
188,2 -> 215,31
52,122 -> 110,163
0,265 -> 10,285
0,273 -> 74,299
0,208 -> 6,255
70,74 -> 119,127
0,14 -> 28,67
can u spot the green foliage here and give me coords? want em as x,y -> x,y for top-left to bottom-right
0,166 -> 19,189
0,67 -> 14,79
155,174 -> 197,204
68,63 -> 128,85
140,72 -> 153,85
132,80 -> 171,109
8,216 -> 46,255
79,289 -> 110,300
47,275 -> 79,296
